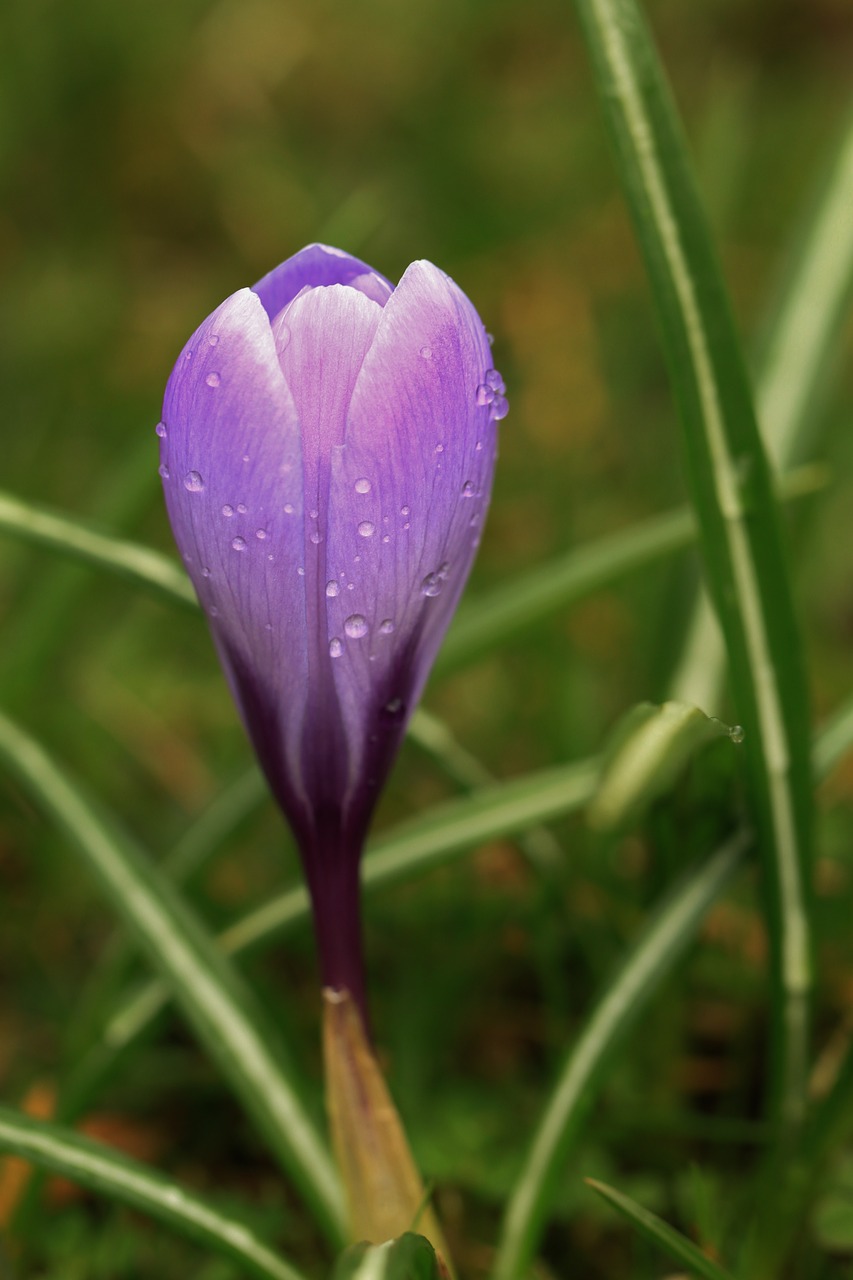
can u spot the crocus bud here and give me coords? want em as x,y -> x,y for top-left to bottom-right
159,244 -> 505,1016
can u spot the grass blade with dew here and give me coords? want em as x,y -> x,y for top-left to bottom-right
671,104 -> 853,710
491,828 -> 749,1280
572,0 -> 814,1136
0,706 -> 345,1245
0,1107 -> 305,1280
585,1178 -> 736,1280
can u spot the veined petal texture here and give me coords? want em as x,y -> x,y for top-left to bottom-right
159,244 -> 505,1007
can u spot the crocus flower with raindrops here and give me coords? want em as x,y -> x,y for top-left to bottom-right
159,244 -> 506,1020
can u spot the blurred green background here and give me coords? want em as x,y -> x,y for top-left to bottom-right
1,0 -> 853,1275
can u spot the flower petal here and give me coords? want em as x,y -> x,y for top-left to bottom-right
323,260 -> 497,812
160,288 -> 310,816
252,243 -> 393,324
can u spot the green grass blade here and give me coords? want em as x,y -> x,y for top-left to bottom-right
72,756 -> 601,1086
572,0 -> 813,1132
0,487 -> 196,610
0,707 -> 345,1243
0,1107 -> 305,1280
671,106 -> 853,709
491,830 -> 749,1280
813,693 -> 853,780
585,1178 -> 735,1280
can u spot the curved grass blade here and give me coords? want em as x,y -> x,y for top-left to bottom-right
68,755 -> 601,1097
0,1107 -> 305,1280
572,0 -> 813,1133
585,1178 -> 735,1280
492,829 -> 749,1280
671,106 -> 853,710
0,707 -> 345,1244
0,487 -> 196,610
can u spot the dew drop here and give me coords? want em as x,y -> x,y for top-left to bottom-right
434,443 -> 444,454
354,554 -> 362,563
419,346 -> 432,359
297,566 -> 305,576
267,553 -> 274,561
485,368 -> 505,393
209,605 -> 219,617
222,504 -> 234,517
329,638 -> 343,658
208,334 -> 219,347
382,696 -> 406,721
382,534 -> 390,543
201,566 -> 211,578
265,622 -> 273,632
379,619 -> 395,635
475,440 -> 483,451
729,724 -> 745,745
421,572 -> 442,597
310,530 -> 321,544
158,462 -> 170,480
231,536 -> 247,552
354,478 -> 371,494
461,480 -> 476,498
205,372 -> 221,388
344,614 -> 368,639
401,505 -> 410,517
242,454 -> 250,463
284,503 -> 294,515
326,580 -> 340,598
486,331 -> 495,346
476,383 -> 494,407
255,528 -> 267,540
237,503 -> 247,515
347,582 -> 354,591
155,421 -> 167,438
403,521 -> 410,530
309,509 -> 319,520
184,470 -> 204,492
491,394 -> 509,421
358,521 -> 375,538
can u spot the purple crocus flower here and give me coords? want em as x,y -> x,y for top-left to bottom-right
159,244 -> 506,1018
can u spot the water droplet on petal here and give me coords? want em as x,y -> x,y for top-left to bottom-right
476,383 -> 494,406
242,454 -> 250,463
419,346 -> 432,359
237,503 -> 247,515
155,421 -> 167,438
329,637 -> 343,658
310,530 -> 321,544
401,505 -> 410,517
421,573 -> 442,597
309,509 -> 319,520
205,372 -> 221,388
297,566 -> 305,576
222,504 -> 234,517
358,521 -> 375,538
475,440 -> 483,451
284,503 -> 294,515
201,566 -> 211,578
382,697 -> 406,721
344,614 -> 368,639
434,443 -> 444,454
354,478 -> 371,494
486,331 -> 495,346
491,395 -> 509,421
184,470 -> 204,492
158,463 -> 170,479
486,368 -> 505,393
256,528 -> 267,540
208,334 -> 219,347
379,619 -> 395,635
232,536 -> 247,551
326,580 -> 340,598
382,534 -> 390,543
461,480 -> 476,498
209,605 -> 219,617
729,724 -> 745,745
265,622 -> 273,632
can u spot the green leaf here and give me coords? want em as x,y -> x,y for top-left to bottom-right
585,1178 -> 735,1280
0,1106 -> 306,1280
588,700 -> 732,833
0,706 -> 345,1244
331,1236 -> 442,1280
572,0 -> 813,1133
492,830 -> 748,1280
671,106 -> 853,711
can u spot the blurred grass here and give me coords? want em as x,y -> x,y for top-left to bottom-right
1,0 -> 852,1276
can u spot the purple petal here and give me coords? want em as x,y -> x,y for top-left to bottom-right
323,260 -> 497,816
160,288 -> 311,820
252,244 -> 393,323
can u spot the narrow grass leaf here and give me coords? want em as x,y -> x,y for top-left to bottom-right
492,830 -> 749,1280
585,1178 -> 735,1280
0,707 -> 345,1243
0,1107 -> 305,1280
671,105 -> 853,709
572,0 -> 814,1132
